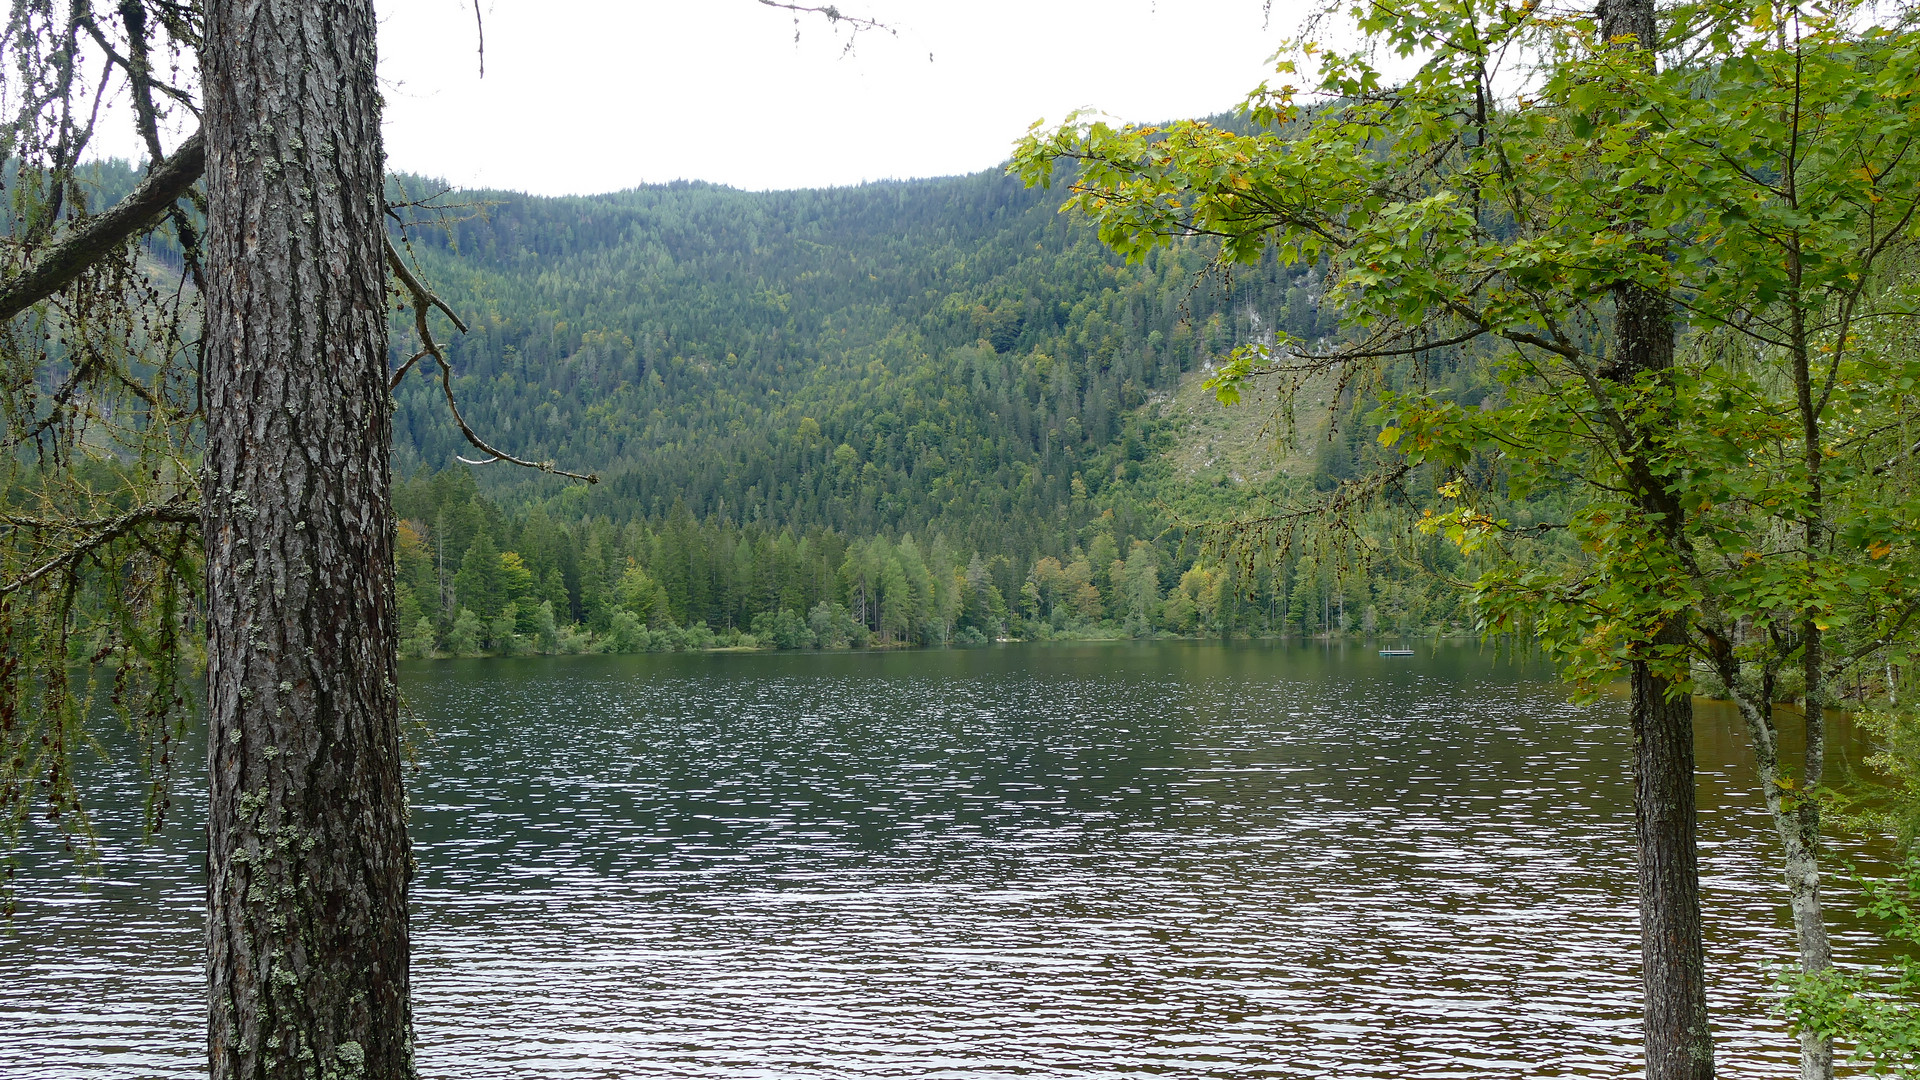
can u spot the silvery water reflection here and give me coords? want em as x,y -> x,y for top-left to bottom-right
0,642 -> 1890,1077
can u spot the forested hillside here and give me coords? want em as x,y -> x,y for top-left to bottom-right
389,169 -> 1310,524
368,165 -> 1466,653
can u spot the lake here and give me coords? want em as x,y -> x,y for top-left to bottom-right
0,641 -> 1892,1077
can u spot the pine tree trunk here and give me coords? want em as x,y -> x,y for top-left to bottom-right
200,3 -> 413,1077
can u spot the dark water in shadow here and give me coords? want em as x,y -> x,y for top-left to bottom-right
0,641 -> 1894,1077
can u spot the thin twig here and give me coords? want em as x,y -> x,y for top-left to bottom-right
756,0 -> 894,49
437,356 -> 595,482
387,347 -> 429,392
756,0 -> 890,29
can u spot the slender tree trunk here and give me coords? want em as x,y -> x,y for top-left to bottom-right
1782,752 -> 1833,1080
201,3 -> 413,1078
1715,657 -> 1832,1080
1634,614 -> 1714,1080
1598,0 -> 1715,1071
1615,272 -> 1714,1080
1788,257 -> 1836,1080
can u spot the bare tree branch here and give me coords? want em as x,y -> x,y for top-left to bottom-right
386,239 -> 597,484
385,237 -> 467,332
439,361 -> 596,482
387,347 -> 429,392
756,0 -> 894,44
1284,325 -> 1487,364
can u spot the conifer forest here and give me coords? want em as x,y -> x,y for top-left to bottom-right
368,166 -> 1461,659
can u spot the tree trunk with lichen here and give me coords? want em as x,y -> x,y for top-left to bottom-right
200,2 -> 412,1077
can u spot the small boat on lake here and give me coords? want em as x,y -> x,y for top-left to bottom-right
1379,649 -> 1416,657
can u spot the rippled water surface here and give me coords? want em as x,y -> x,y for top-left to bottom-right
0,642 -> 1895,1077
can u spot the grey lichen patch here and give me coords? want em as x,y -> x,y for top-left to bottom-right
236,787 -> 268,818
228,487 -> 261,521
326,1040 -> 366,1080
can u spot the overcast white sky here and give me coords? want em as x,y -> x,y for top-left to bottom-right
376,1 -> 1308,195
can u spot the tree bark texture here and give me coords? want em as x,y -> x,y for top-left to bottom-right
1615,272 -> 1714,1080
201,4 -> 411,1078
1616,277 -> 1714,1080
1782,773 -> 1834,1080
1634,615 -> 1714,1080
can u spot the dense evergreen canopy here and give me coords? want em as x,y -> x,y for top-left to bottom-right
369,162 -> 1462,652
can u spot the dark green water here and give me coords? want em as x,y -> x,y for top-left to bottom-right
0,641 -> 1890,1077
